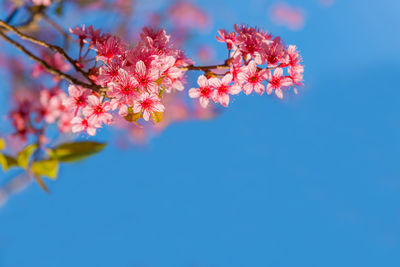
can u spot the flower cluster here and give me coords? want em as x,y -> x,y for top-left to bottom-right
63,24 -> 303,136
191,24 -> 305,103
9,86 -> 72,141
7,24 -> 303,139
66,26 -> 190,135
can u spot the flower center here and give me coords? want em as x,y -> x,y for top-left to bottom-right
201,86 -> 211,97
123,86 -> 132,94
95,106 -> 103,114
141,99 -> 152,109
218,85 -> 228,94
271,77 -> 281,88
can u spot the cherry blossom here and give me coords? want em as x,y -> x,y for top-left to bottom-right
134,60 -> 160,94
71,116 -> 99,136
64,85 -> 91,114
31,52 -> 71,80
266,68 -> 293,99
82,95 -> 113,125
209,74 -> 241,107
189,75 -> 214,108
5,22 -> 303,141
239,61 -> 270,95
216,29 -> 237,51
132,93 -> 165,121
96,36 -> 124,63
108,69 -> 139,104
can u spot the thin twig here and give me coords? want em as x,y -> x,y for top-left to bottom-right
0,31 -> 103,91
180,64 -> 230,71
0,20 -> 93,84
5,7 -> 19,23
42,14 -> 72,50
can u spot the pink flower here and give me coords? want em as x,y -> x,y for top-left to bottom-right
31,52 -> 71,81
209,74 -> 241,107
262,38 -> 288,67
140,27 -> 170,51
239,61 -> 269,95
110,99 -> 129,117
39,88 -> 67,124
155,56 -> 184,92
234,24 -> 269,64
230,55 -> 247,86
96,36 -> 123,63
32,0 -> 51,6
216,29 -> 236,51
270,3 -> 305,31
64,85 -> 91,114
134,60 -> 160,94
286,45 -> 302,68
188,75 -> 214,108
58,112 -> 74,133
71,116 -> 99,136
97,59 -> 125,86
108,69 -> 139,104
82,95 -> 113,125
86,25 -> 102,48
69,25 -> 88,45
266,68 -> 293,99
288,66 -> 304,93
132,93 -> 165,121
168,1 -> 211,30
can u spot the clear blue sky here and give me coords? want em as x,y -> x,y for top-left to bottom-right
1,0 -> 400,266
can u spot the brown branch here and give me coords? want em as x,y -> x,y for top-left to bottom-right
180,64 -> 230,71
0,19 -> 237,91
42,14 -> 72,50
0,19 -> 94,85
5,7 -> 19,23
0,31 -> 103,91
13,6 -> 46,32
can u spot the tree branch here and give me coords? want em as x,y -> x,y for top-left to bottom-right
0,19 -> 234,92
0,31 -> 104,91
180,64 -> 230,71
0,20 -> 94,85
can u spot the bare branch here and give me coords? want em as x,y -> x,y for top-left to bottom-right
0,19 -> 94,85
180,64 -> 230,71
0,31 -> 104,91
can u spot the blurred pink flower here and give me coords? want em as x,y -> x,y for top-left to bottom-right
168,0 -> 211,31
270,2 -> 306,31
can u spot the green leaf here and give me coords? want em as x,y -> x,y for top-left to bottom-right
0,138 -> 5,150
158,86 -> 166,98
32,160 -> 59,179
151,111 -> 163,123
0,153 -> 18,171
17,144 -> 37,169
50,141 -> 106,162
155,76 -> 164,86
124,112 -> 141,124
34,174 -> 49,193
55,1 -> 64,16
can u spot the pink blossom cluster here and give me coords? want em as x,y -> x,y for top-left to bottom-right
7,24 -> 303,139
9,86 -> 72,141
66,26 -> 190,136
64,24 -> 303,136
189,25 -> 304,107
31,52 -> 71,81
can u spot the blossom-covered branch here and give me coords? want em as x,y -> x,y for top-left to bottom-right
0,0 -> 303,199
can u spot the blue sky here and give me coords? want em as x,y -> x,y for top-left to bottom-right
0,0 -> 400,266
